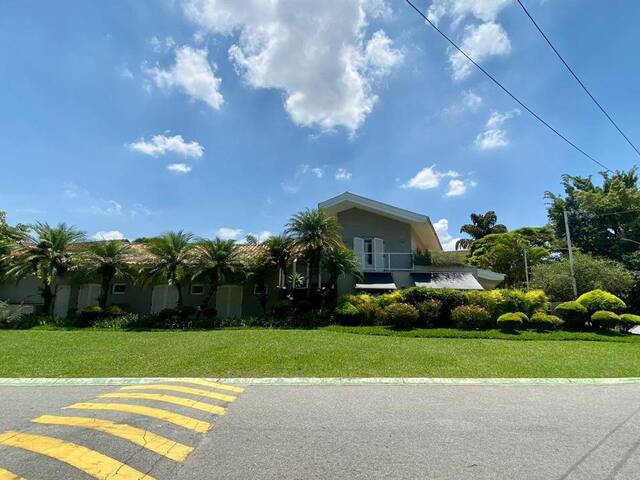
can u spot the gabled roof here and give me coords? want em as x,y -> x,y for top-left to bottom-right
319,192 -> 443,251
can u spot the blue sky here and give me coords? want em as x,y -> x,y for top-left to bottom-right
1,0 -> 638,249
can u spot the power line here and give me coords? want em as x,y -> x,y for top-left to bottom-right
403,0 -> 612,172
516,0 -> 640,159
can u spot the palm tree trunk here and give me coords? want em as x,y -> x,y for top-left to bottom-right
98,273 -> 114,309
175,280 -> 184,307
198,271 -> 219,318
42,282 -> 53,317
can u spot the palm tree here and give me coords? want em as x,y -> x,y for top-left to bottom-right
191,238 -> 244,316
3,222 -> 85,315
246,251 -> 273,316
321,245 -> 362,305
81,240 -> 132,309
140,231 -> 193,307
455,211 -> 507,250
263,234 -> 293,294
286,209 -> 342,297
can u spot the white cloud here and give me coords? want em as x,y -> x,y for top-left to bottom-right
167,163 -> 192,173
249,230 -> 273,243
444,89 -> 483,115
446,178 -> 473,197
311,167 -> 324,179
182,0 -> 403,132
216,227 -> 243,240
128,134 -> 204,158
92,230 -> 126,241
335,168 -> 352,181
428,0 -> 513,26
90,200 -> 123,216
486,108 -> 520,128
150,35 -> 176,52
146,46 -> 224,110
281,182 -> 300,194
62,182 -> 82,199
475,128 -> 509,149
450,22 -> 511,80
402,165 -> 459,190
432,218 -> 460,251
119,66 -> 134,80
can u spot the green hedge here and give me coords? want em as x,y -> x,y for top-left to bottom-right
577,289 -> 626,314
497,312 -> 527,331
529,312 -> 563,331
451,305 -> 492,330
554,301 -> 588,330
590,310 -> 620,330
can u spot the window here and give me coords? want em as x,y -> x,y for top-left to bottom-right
191,284 -> 205,295
364,239 -> 374,267
254,285 -> 268,295
111,283 -> 127,295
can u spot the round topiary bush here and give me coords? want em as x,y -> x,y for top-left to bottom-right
451,305 -> 492,330
554,301 -> 588,330
384,303 -> 419,330
80,305 -> 104,326
590,310 -> 620,330
105,305 -> 125,317
497,312 -> 526,331
529,311 -> 563,331
415,299 -> 442,328
334,302 -> 360,326
577,289 -> 626,314
619,313 -> 640,333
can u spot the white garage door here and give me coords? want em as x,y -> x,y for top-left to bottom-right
77,284 -> 101,310
150,285 -> 179,314
216,286 -> 243,319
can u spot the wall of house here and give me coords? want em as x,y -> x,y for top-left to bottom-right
337,208 -> 413,253
0,277 -> 43,306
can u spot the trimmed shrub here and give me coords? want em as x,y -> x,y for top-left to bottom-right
105,305 -> 125,317
554,301 -> 588,330
577,289 -> 626,314
466,291 -> 499,318
384,303 -> 419,330
529,312 -> 563,331
415,299 -> 442,327
376,291 -> 403,308
524,290 -> 549,316
451,305 -> 492,330
619,313 -> 640,333
334,302 -> 360,326
494,290 -> 528,318
356,301 -> 384,326
80,305 -> 104,325
465,289 -> 549,320
497,312 -> 526,331
400,288 -> 467,326
590,310 -> 620,330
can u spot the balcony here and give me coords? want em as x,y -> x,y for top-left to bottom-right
355,252 -> 414,272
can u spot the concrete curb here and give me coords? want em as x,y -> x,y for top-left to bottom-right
1,377 -> 640,386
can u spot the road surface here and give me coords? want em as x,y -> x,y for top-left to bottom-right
0,381 -> 639,479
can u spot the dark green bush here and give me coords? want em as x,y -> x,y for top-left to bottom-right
105,305 -> 125,317
451,305 -> 492,330
494,290 -> 528,317
577,289 -> 626,314
80,305 -> 104,326
590,310 -> 620,330
415,299 -> 442,327
554,301 -> 588,330
529,312 -> 563,331
384,303 -> 419,330
619,313 -> 640,333
497,312 -> 526,331
0,302 -> 40,329
94,313 -> 140,330
334,302 -> 360,326
400,288 -> 467,326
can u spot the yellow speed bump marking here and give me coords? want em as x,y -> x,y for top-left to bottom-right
121,384 -> 237,402
99,393 -> 227,416
0,431 -> 155,480
32,415 -> 193,462
67,402 -> 211,433
0,467 -> 26,480
173,379 -> 245,393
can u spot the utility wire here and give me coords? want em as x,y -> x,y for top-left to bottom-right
516,0 -> 640,159
403,0 -> 612,172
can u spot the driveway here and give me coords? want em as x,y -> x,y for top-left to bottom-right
0,382 -> 639,479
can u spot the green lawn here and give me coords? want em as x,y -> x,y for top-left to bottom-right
2,328 -> 640,378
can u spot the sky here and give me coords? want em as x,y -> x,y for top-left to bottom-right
1,0 -> 639,250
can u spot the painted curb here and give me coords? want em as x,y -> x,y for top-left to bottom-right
1,377 -> 640,386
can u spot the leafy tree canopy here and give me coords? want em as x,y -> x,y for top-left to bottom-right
456,211 -> 507,250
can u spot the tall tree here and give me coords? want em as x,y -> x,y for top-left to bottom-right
456,211 -> 507,250
141,231 -> 193,307
263,234 -> 293,294
191,238 -> 243,316
321,245 -> 362,305
0,211 -> 28,277
246,251 -> 273,316
81,240 -> 132,309
3,222 -> 85,315
286,209 -> 342,298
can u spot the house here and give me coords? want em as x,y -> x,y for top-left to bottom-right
0,192 -> 505,318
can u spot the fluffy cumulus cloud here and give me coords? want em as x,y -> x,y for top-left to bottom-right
475,108 -> 519,149
335,168 -> 353,181
428,0 -> 513,26
216,227 -> 243,240
450,22 -> 511,80
167,163 -> 192,173
92,230 -> 126,241
146,46 -> 224,109
402,165 -> 459,190
432,218 -> 460,251
446,178 -> 477,196
128,134 -> 204,158
182,0 -> 403,132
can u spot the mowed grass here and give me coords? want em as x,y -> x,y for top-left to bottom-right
2,328 -> 640,378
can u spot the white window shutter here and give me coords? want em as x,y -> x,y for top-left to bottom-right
353,237 -> 364,269
373,238 -> 385,271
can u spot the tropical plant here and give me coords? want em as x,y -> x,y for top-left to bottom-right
3,222 -> 85,315
455,211 -> 507,250
191,238 -> 243,316
0,211 -> 28,277
140,231 -> 193,307
263,234 -> 294,293
246,251 -> 273,316
80,240 -> 132,309
286,209 -> 342,297
321,245 -> 362,304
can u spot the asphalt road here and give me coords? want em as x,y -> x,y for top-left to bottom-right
0,383 -> 639,479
